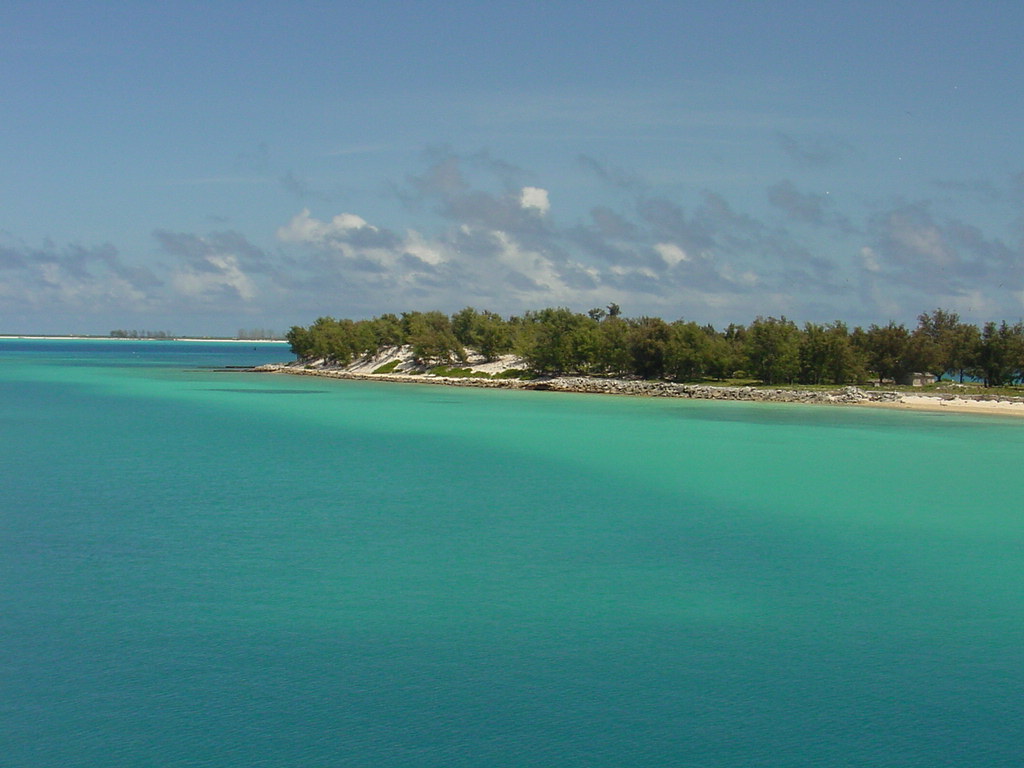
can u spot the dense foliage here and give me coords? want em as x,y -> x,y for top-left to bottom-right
286,307 -> 1024,387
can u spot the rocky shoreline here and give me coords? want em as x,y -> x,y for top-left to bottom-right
250,361 -> 1024,409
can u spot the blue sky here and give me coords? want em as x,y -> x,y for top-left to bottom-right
2,1 -> 1023,335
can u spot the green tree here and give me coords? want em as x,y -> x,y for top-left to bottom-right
286,324 -> 313,358
404,311 -> 464,364
593,315 -> 632,375
973,321 -> 1024,387
824,322 -> 866,384
300,317 -> 358,364
627,316 -> 672,379
704,325 -> 746,380
907,309 -> 975,382
370,313 -> 405,348
746,316 -> 800,384
351,320 -> 379,357
798,322 -> 830,385
451,307 -> 482,348
521,308 -> 599,374
451,307 -> 513,360
476,311 -> 514,360
1012,322 -> 1024,384
862,322 -> 909,384
799,321 -> 864,384
664,321 -> 710,381
948,321 -> 982,383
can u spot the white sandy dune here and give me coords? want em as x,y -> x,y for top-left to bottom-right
343,345 -> 526,376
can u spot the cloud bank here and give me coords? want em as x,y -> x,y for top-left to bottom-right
2,148 -> 1022,334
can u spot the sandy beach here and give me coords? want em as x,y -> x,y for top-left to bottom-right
861,395 -> 1024,417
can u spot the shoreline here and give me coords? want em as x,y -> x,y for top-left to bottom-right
0,335 -> 288,343
855,395 -> 1024,416
254,362 -> 1024,418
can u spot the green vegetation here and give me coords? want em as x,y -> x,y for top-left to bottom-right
236,328 -> 281,340
430,366 -> 493,378
494,368 -> 536,380
372,360 -> 402,374
286,306 -> 1024,389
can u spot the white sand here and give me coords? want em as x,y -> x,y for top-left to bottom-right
867,394 -> 1024,417
342,346 -> 527,376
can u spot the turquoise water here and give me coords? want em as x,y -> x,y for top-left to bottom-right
2,339 -> 1023,767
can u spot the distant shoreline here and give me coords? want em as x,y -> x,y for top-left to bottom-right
255,360 -> 1024,418
0,335 -> 288,343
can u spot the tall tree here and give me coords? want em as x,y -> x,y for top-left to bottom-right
370,313 -> 405,348
702,325 -> 746,380
746,316 -> 800,385
628,317 -> 672,379
404,311 -> 464,364
451,307 -> 482,349
286,324 -> 313,358
907,309 -> 968,381
823,321 -> 866,384
594,315 -> 632,376
449,307 -> 513,360
948,321 -> 982,383
863,322 -> 909,384
973,321 -> 1024,387
522,308 -> 598,374
799,322 -> 830,385
664,321 -> 711,381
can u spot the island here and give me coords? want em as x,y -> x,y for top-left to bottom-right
257,306 -> 1024,416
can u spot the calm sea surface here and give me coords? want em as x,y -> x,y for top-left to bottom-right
2,339 -> 1023,767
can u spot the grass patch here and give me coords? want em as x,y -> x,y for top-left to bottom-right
372,360 -> 401,374
717,377 -> 761,387
926,382 -> 1024,397
430,365 -> 494,378
494,368 -> 537,380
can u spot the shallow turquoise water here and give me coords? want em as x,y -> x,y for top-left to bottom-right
2,340 -> 1023,766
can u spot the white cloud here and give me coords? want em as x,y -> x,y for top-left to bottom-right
402,230 -> 446,266
887,215 -> 952,266
172,254 -> 257,301
34,264 -> 150,307
720,264 -> 759,287
860,246 -> 881,272
654,242 -> 689,266
276,208 -> 374,244
492,229 -> 560,290
519,186 -> 550,215
0,241 -> 159,319
946,289 -> 1001,319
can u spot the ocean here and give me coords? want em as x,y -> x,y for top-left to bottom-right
2,339 -> 1022,767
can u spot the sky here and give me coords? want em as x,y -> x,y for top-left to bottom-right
2,1 -> 1023,336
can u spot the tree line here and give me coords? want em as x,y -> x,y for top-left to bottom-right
237,328 -> 282,340
109,329 -> 174,339
286,306 -> 1024,387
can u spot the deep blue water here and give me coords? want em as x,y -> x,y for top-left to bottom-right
2,339 -> 1023,766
